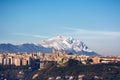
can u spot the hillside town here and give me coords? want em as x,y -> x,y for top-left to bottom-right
0,50 -> 120,80
1,51 -> 120,67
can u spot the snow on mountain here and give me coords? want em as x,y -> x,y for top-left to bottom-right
39,36 -> 93,53
0,36 -> 98,56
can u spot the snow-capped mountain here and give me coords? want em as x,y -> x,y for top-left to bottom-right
0,36 -> 98,56
39,36 -> 98,55
39,36 -> 89,52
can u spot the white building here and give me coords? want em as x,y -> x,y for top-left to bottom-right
3,58 -> 7,65
13,58 -> 21,66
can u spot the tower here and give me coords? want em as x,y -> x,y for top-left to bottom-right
52,47 -> 56,53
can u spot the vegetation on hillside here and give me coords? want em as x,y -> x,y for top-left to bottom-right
0,59 -> 120,80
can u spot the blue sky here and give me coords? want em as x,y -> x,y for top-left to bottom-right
0,0 -> 120,55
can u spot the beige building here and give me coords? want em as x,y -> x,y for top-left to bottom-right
92,57 -> 100,64
22,59 -> 27,66
0,57 -> 3,64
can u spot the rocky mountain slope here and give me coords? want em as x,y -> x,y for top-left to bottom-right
0,36 -> 98,56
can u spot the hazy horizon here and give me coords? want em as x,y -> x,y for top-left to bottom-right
0,0 -> 120,56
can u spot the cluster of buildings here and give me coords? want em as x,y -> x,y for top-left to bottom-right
0,51 -> 120,68
0,51 -> 120,80
47,75 -> 103,80
48,75 -> 86,80
0,53 -> 30,66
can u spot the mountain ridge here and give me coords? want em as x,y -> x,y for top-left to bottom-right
0,36 -> 99,56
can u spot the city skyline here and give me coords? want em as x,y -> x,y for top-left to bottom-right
0,0 -> 120,56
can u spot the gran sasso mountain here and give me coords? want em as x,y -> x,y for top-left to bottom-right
0,36 -> 98,56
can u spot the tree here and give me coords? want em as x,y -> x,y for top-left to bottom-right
67,59 -> 79,67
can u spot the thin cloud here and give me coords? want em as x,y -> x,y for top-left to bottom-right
63,27 -> 120,39
12,33 -> 49,39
